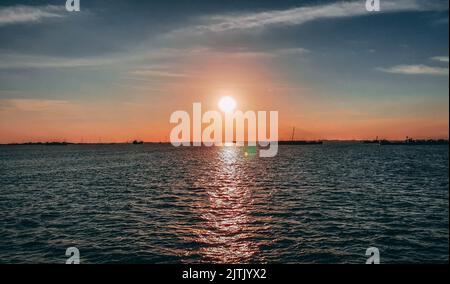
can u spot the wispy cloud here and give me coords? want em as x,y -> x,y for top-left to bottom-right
146,46 -> 308,60
0,5 -> 65,26
431,56 -> 449,63
377,64 -> 449,76
0,47 -> 273,71
129,68 -> 190,78
276,48 -> 310,56
126,46 -> 309,79
0,53 -> 121,69
181,0 -> 447,33
0,99 -> 76,112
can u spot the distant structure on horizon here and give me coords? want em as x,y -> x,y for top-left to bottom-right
363,136 -> 449,146
278,127 -> 323,145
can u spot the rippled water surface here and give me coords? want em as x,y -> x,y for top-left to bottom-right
0,143 -> 448,263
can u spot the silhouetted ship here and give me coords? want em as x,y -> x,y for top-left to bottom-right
132,140 -> 144,145
363,137 -> 448,146
380,138 -> 448,146
363,136 -> 380,144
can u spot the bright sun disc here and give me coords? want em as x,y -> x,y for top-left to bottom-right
218,96 -> 237,113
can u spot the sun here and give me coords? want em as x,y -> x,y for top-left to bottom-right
218,96 -> 237,113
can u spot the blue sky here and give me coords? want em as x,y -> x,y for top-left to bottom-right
0,0 -> 448,142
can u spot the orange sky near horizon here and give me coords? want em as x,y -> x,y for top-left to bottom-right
0,50 -> 448,144
1,92 -> 448,144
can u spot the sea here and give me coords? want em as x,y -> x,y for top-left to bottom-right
0,143 -> 448,264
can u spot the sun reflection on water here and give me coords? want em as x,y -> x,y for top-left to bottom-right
191,146 -> 265,263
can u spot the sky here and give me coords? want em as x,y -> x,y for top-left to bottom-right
0,0 -> 448,143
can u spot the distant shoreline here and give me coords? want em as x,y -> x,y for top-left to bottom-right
1,139 -> 448,146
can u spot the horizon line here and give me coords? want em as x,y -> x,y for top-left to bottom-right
2,137 -> 449,146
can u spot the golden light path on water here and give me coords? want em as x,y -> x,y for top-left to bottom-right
189,145 -> 270,263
